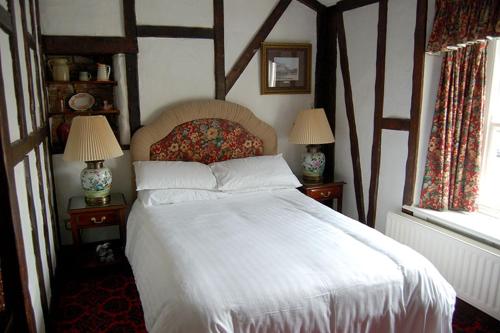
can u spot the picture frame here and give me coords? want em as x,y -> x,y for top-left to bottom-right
260,42 -> 312,95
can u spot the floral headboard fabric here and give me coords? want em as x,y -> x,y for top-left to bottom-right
150,118 -> 264,164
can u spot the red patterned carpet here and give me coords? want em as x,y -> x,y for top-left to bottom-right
51,265 -> 500,332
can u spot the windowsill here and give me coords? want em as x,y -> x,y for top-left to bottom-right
403,205 -> 500,250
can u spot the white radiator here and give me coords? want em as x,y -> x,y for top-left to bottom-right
385,212 -> 500,321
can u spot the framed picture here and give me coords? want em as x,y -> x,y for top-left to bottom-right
260,43 -> 312,94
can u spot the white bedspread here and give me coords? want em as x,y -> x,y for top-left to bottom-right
126,189 -> 456,333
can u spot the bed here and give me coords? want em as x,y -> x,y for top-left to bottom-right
126,100 -> 456,333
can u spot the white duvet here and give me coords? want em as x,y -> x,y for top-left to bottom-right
126,189 -> 456,333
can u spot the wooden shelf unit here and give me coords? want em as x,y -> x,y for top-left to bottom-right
48,109 -> 120,117
47,80 -> 117,86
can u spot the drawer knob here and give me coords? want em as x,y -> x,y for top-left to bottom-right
91,216 -> 107,224
320,191 -> 331,198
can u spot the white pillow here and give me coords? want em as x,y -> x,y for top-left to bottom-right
210,154 -> 301,191
134,161 -> 217,190
138,189 -> 229,206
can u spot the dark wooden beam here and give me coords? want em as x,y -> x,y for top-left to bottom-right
34,147 -> 54,281
225,0 -> 292,94
337,13 -> 366,224
314,7 -> 337,182
42,36 -> 138,55
366,0 -> 388,228
0,5 -> 12,32
403,0 -> 428,205
8,126 -> 47,166
19,0 -> 37,131
8,0 -> 28,138
336,0 -> 379,12
136,25 -> 214,39
42,139 -> 61,253
295,0 -> 326,12
122,0 -> 141,135
381,117 -> 411,131
125,54 -> 141,134
213,0 -> 225,100
123,0 -> 136,38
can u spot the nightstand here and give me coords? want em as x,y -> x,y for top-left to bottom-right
68,193 -> 127,248
300,181 -> 345,212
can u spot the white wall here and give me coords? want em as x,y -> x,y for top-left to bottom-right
334,0 -> 440,232
40,0 -> 317,244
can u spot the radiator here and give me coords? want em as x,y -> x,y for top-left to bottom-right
385,212 -> 500,321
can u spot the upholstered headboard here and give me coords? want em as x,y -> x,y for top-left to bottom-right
130,100 -> 278,163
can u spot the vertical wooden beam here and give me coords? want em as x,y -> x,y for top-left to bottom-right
18,0 -> 37,130
337,13 -> 366,223
42,139 -> 60,252
28,0 -> 45,127
314,7 -> 337,182
225,0 -> 292,94
213,0 -> 225,100
366,0 -> 388,228
403,0 -> 428,205
123,0 -> 141,134
34,0 -> 60,251
7,0 -> 28,138
34,147 -> 54,278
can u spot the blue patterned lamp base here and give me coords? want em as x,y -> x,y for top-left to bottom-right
81,160 -> 112,206
302,145 -> 325,184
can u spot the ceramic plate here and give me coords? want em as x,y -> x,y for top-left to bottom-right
68,93 -> 95,111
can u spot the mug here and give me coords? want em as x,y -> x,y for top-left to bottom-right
96,63 -> 111,81
79,71 -> 92,81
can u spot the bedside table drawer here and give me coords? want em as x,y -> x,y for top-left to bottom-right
306,187 -> 341,201
76,211 -> 119,227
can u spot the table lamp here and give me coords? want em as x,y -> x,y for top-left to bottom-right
63,116 -> 123,206
289,108 -> 334,184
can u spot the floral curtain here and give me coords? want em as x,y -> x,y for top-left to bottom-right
427,0 -> 499,53
420,42 -> 487,211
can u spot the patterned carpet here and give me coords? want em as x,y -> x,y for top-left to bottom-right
51,265 -> 500,332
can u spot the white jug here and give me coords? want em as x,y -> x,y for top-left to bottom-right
96,63 -> 111,81
48,58 -> 70,81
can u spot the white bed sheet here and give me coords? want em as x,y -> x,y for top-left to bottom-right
126,189 -> 455,333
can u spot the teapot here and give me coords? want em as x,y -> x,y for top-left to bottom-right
48,58 -> 70,81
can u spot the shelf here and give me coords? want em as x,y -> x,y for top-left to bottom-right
48,109 -> 120,117
47,80 -> 117,86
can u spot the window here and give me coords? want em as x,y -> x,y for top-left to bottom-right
478,39 -> 500,217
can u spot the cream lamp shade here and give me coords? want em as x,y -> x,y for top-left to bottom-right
289,108 -> 334,144
63,115 -> 123,162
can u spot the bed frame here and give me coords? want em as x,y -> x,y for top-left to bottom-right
130,100 -> 277,162
129,100 -> 278,193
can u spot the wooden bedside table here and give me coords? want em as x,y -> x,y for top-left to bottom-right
68,193 -> 127,248
300,181 -> 345,212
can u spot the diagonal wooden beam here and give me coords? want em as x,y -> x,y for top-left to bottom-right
213,0 -> 225,100
295,0 -> 326,12
0,5 -> 11,32
403,0 -> 428,205
367,0 -> 388,228
225,0 -> 292,94
337,13 -> 366,224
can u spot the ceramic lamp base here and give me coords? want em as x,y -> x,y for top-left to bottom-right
302,145 -> 325,184
81,160 -> 112,206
